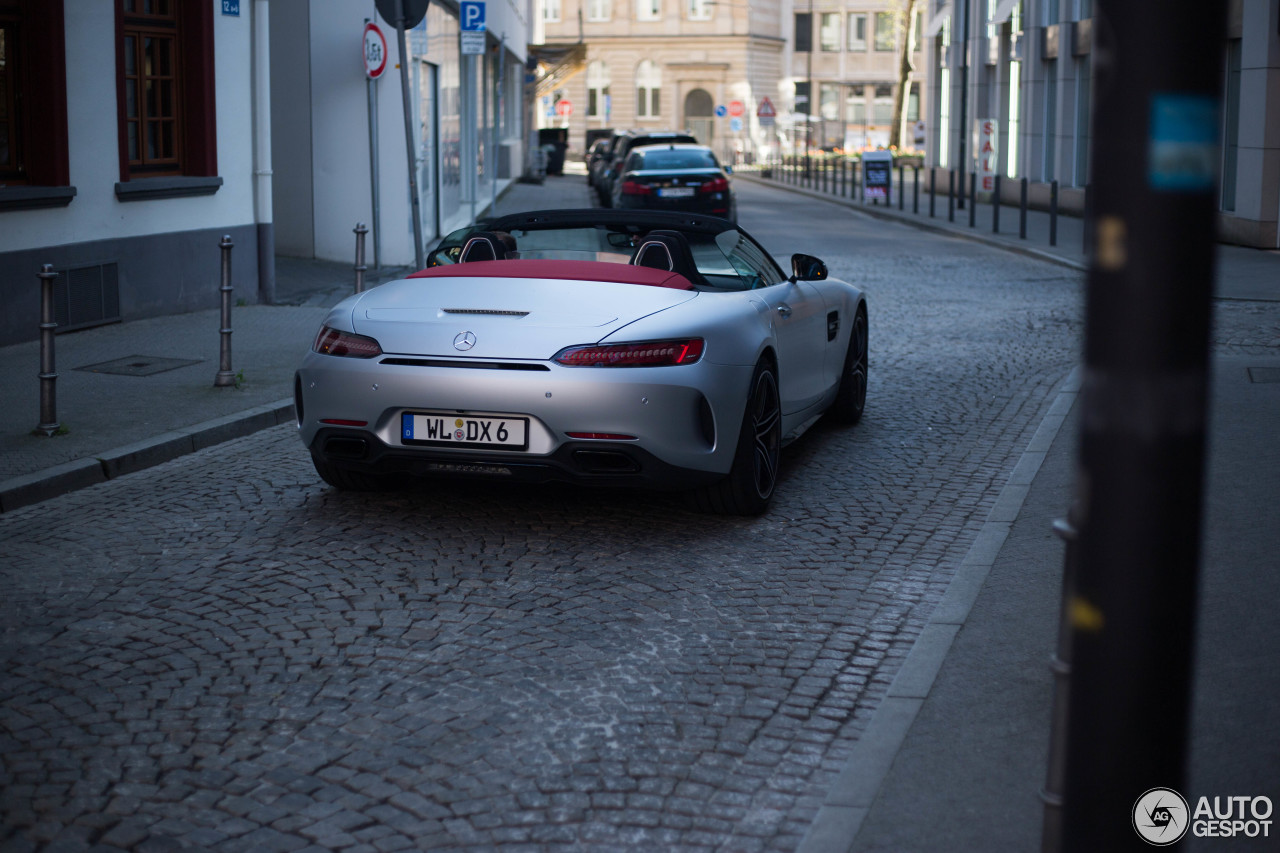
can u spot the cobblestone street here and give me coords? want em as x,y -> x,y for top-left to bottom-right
2,184 -> 1275,851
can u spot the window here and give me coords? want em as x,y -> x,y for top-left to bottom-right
0,1 -> 70,196
543,0 -> 561,22
0,20 -> 19,182
636,60 -> 661,118
794,13 -> 813,52
1007,59 -> 1021,177
687,0 -> 712,21
873,85 -> 893,123
1222,39 -> 1241,211
586,0 -> 612,22
115,0 -> 218,187
820,83 -> 841,121
820,13 -> 840,51
636,0 -> 660,21
587,60 -> 610,120
846,86 -> 866,123
874,12 -> 896,51
847,13 -> 867,50
121,1 -> 181,173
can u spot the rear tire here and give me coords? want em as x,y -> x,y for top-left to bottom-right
829,304 -> 868,425
310,452 -> 394,492
690,359 -> 782,515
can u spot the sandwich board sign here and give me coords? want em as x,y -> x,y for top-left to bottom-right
862,150 -> 893,202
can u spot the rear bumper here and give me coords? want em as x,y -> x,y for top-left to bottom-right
308,426 -> 723,490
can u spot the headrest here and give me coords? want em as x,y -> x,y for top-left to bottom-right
459,231 -> 517,263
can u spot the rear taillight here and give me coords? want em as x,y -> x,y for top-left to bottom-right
554,338 -> 705,367
699,177 -> 730,194
621,180 -> 653,195
313,326 -> 382,358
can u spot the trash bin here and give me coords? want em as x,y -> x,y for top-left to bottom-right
538,128 -> 568,175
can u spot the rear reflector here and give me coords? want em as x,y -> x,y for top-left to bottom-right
566,432 -> 638,440
320,419 -> 369,426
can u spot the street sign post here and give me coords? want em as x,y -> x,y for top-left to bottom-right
363,21 -> 388,269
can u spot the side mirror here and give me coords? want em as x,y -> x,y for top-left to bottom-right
724,165 -> 734,174
790,253 -> 828,282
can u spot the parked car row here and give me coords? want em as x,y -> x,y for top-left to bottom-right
586,129 -> 735,223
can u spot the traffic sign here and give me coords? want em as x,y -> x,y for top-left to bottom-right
728,100 -> 744,117
715,105 -> 728,118
363,22 -> 388,79
556,99 -> 573,117
461,1 -> 486,30
756,96 -> 777,118
375,0 -> 430,28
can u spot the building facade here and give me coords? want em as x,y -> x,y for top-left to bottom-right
926,0 -> 1280,248
270,0 -> 531,266
534,0 -> 924,162
1,0 -> 268,347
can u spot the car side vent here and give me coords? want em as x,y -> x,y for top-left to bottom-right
442,308 -> 529,317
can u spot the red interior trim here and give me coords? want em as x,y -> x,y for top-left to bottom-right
408,259 -> 694,290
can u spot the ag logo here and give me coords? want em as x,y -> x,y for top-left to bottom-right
1134,787 -> 1190,845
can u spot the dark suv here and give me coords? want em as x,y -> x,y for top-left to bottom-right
595,130 -> 697,207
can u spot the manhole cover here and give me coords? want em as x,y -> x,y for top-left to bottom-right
75,355 -> 203,377
1247,367 -> 1280,384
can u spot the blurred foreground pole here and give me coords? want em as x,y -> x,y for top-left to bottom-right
1055,0 -> 1225,849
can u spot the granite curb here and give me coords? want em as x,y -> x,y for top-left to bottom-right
0,398 -> 295,513
796,365 -> 1084,852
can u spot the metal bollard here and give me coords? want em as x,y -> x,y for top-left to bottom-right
354,223 -> 369,293
1041,503 -> 1082,853
35,265 -> 60,437
948,171 -> 955,222
993,174 -> 1002,234
1020,177 -> 1029,239
1050,180 -> 1059,247
929,167 -> 936,218
1083,183 -> 1093,256
898,165 -> 905,211
913,166 -> 920,214
969,172 -> 977,228
214,236 -> 236,388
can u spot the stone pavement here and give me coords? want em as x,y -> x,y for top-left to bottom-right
2,161 -> 1278,852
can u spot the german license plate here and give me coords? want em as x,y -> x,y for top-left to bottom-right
401,412 -> 528,449
658,187 -> 694,198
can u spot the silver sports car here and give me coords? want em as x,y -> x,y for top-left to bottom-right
295,210 -> 867,514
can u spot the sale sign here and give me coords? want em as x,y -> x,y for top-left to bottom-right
977,118 -> 998,192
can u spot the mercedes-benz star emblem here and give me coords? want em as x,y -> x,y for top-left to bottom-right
453,331 -> 477,351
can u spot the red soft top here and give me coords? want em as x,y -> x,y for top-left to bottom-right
407,259 -> 694,290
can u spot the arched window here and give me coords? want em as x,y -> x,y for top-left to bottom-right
587,60 -> 611,120
636,60 -> 661,119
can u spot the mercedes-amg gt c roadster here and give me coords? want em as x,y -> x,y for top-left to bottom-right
295,209 -> 867,514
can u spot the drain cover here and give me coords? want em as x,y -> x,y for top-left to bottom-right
76,355 -> 203,377
1248,367 -> 1280,384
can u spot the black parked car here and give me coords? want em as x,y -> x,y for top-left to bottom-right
596,130 -> 697,207
585,138 -> 613,191
611,143 -> 735,223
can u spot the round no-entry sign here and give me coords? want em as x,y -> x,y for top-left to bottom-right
556,99 -> 573,117
363,22 -> 388,79
728,100 -> 744,117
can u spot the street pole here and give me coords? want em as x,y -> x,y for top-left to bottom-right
1054,0 -> 1225,849
956,0 -> 969,210
396,0 -> 426,270
366,19 -> 382,270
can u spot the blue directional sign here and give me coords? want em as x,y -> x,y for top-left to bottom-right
715,105 -> 728,118
221,0 -> 239,16
461,1 -> 486,31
